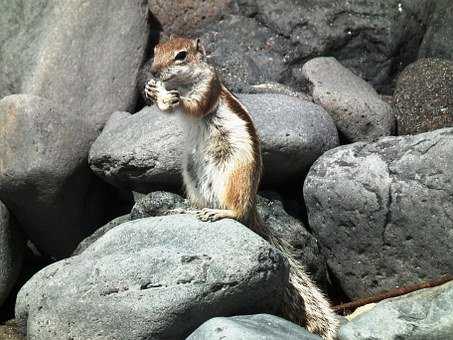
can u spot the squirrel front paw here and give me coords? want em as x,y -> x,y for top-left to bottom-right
144,79 -> 158,102
157,90 -> 180,111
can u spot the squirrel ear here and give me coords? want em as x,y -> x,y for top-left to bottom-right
194,38 -> 206,57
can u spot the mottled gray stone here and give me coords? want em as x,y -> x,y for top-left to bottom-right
302,57 -> 395,142
0,94 -> 108,257
187,314 -> 323,340
89,93 -> 339,191
0,0 -> 149,130
339,281 -> 453,340
419,0 -> 453,61
72,214 -> 130,256
304,128 -> 453,298
16,215 -> 287,340
395,58 -> 453,135
0,201 -> 24,307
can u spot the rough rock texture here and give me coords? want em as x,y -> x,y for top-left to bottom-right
197,1 -> 433,93
130,191 -> 188,220
89,94 -> 338,191
187,314 -> 323,340
419,0 -> 453,60
72,214 -> 130,256
304,128 -> 453,298
148,0 -> 235,36
0,202 -> 24,307
302,57 -> 395,142
16,215 -> 287,340
0,95 -> 108,257
0,0 -> 149,130
394,58 -> 453,135
339,281 -> 453,340
256,195 -> 328,285
199,15 -> 289,93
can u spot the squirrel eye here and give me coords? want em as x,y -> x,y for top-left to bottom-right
175,51 -> 187,61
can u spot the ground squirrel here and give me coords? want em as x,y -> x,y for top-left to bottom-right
144,36 -> 339,340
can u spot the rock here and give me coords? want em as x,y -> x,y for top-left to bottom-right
0,201 -> 24,307
198,15 -> 290,92
394,58 -> 453,135
339,281 -> 453,340
131,192 -> 329,285
229,1 -> 432,92
148,0 -> 235,36
0,0 -> 149,130
16,215 -> 287,340
72,214 -> 130,256
187,314 -> 323,340
0,94 -> 108,258
89,94 -> 339,191
256,195 -> 328,286
246,82 -> 313,102
302,57 -> 395,142
418,0 -> 453,60
130,191 -> 188,220
304,128 -> 453,298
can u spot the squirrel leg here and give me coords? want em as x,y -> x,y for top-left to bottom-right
195,208 -> 237,222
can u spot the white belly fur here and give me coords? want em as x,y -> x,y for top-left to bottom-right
180,102 -> 254,208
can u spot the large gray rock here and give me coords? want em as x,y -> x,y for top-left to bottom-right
16,215 -> 287,340
304,128 -> 453,298
0,94 -> 108,257
89,93 -> 339,192
199,1 -> 432,92
339,281 -> 453,340
0,0 -> 149,130
394,58 -> 453,135
302,57 -> 395,142
187,314 -> 323,340
418,0 -> 453,61
0,201 -> 24,307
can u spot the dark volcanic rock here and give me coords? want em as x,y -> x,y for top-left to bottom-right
304,128 -> 453,299
302,57 -> 395,142
199,15 -> 290,93
339,281 -> 453,340
187,314 -> 323,340
0,0 -> 149,130
89,94 -> 338,191
202,1 -> 433,92
394,58 -> 453,135
16,215 -> 287,340
148,0 -> 235,36
419,0 -> 453,61
0,95 -> 108,258
0,201 -> 24,307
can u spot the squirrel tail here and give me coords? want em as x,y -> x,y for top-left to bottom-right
252,212 -> 339,340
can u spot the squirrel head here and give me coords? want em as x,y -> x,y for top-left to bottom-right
151,36 -> 207,84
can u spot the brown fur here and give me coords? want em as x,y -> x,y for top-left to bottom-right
146,36 -> 338,340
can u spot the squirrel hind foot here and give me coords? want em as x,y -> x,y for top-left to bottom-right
195,208 -> 237,222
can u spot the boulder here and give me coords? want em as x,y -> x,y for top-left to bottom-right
16,215 -> 287,340
198,15 -> 290,92
418,0 -> 453,60
199,1 -> 432,92
148,0 -> 235,36
304,128 -> 453,298
0,0 -> 149,130
394,58 -> 453,135
339,281 -> 453,340
0,201 -> 24,307
89,94 -> 339,192
302,57 -> 395,142
187,314 -> 323,340
0,94 -> 108,258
